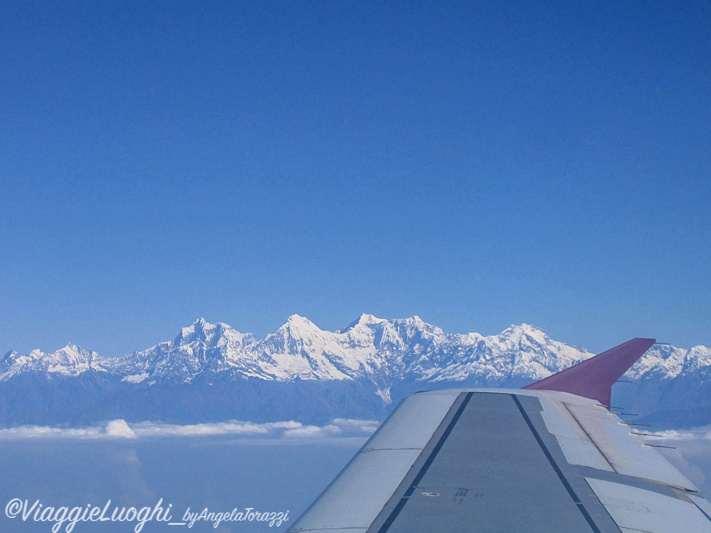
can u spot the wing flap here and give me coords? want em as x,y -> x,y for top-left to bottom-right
564,399 -> 696,490
587,478 -> 711,533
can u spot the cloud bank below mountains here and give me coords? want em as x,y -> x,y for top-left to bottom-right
2,418 -> 710,494
658,426 -> 711,441
654,425 -> 711,494
0,418 -> 380,440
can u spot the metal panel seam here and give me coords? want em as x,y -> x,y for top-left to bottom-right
561,401 -> 618,473
511,394 -> 603,533
374,392 -> 474,533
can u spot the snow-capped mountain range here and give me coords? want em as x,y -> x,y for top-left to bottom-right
1,315 -> 709,427
0,315 -> 595,394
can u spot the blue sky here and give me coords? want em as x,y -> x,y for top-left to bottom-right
1,1 -> 709,356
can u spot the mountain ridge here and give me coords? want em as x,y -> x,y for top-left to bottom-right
1,316 -> 596,388
1,315 -> 709,428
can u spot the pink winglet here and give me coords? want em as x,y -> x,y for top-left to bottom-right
523,337 -> 656,408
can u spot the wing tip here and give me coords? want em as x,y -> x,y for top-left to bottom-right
523,337 -> 656,406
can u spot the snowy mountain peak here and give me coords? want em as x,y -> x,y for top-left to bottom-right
0,342 -> 101,381
498,323 -> 549,344
47,343 -> 97,363
58,342 -> 82,354
393,315 -> 444,339
285,313 -> 315,324
401,315 -> 425,328
358,313 -> 385,325
2,350 -> 19,364
175,317 -> 223,345
279,314 -> 322,337
341,313 -> 388,332
501,322 -> 543,335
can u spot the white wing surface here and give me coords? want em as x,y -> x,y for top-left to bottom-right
289,338 -> 711,533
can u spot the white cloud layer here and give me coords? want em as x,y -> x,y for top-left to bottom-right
653,425 -> 711,494
0,418 -> 379,440
657,426 -> 711,441
1,420 -> 710,493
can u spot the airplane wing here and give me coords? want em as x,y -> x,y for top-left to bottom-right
288,338 -> 711,532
